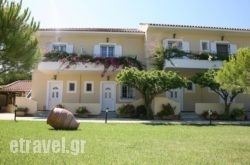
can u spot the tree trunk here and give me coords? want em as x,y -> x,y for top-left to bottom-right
224,102 -> 231,115
144,96 -> 154,120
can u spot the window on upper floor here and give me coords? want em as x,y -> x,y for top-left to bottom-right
53,44 -> 67,52
163,39 -> 190,52
210,42 -> 237,56
167,40 -> 182,49
216,43 -> 229,56
49,42 -> 74,53
120,85 -> 135,100
200,40 -> 209,52
100,45 -> 115,57
94,43 -> 122,57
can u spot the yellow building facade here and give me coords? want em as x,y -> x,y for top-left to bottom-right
31,24 -> 250,115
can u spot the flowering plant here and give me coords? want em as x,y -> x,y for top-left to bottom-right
43,51 -> 144,77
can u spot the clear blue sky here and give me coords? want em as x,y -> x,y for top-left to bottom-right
14,0 -> 250,29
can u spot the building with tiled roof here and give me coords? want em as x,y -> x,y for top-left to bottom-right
30,23 -> 250,116
0,80 -> 31,92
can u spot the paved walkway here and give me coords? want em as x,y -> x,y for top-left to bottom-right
1,113 -> 250,125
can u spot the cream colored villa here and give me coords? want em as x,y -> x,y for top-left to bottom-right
29,23 -> 250,115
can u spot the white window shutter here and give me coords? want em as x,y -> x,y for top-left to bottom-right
210,42 -> 217,53
182,41 -> 190,52
115,45 -> 122,57
230,44 -> 237,55
66,44 -> 74,53
93,44 -> 100,57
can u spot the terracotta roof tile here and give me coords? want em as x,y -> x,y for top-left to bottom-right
140,23 -> 250,31
39,28 -> 144,33
0,80 -> 31,92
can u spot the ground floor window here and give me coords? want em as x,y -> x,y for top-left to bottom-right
84,81 -> 94,93
67,81 -> 77,93
120,85 -> 134,99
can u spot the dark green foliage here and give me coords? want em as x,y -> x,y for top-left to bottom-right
116,67 -> 186,119
152,46 -> 186,70
135,105 -> 147,119
218,113 -> 232,121
0,0 -> 40,75
231,108 -> 246,119
191,69 -> 243,114
117,104 -> 136,118
0,71 -> 31,85
156,103 -> 176,119
201,110 -> 219,120
76,106 -> 89,114
15,106 -> 28,112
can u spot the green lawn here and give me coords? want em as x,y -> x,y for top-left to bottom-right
0,121 -> 250,165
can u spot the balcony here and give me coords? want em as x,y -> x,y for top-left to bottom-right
38,51 -> 144,74
38,62 -> 106,73
163,50 -> 226,69
164,58 -> 223,69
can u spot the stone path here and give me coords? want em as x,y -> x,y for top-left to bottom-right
1,113 -> 250,125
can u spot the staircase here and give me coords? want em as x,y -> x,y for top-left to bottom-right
181,111 -> 201,121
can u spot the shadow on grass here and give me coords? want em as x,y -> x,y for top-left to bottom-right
143,120 -> 250,127
48,128 -> 82,131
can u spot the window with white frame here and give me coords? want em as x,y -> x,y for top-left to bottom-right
49,42 -> 73,53
52,44 -> 67,52
84,81 -> 94,93
210,41 -> 237,56
100,45 -> 115,57
167,40 -> 183,49
120,85 -> 135,99
216,43 -> 229,56
94,43 -> 122,57
185,81 -> 195,92
200,40 -> 209,52
67,81 -> 77,93
163,39 -> 190,52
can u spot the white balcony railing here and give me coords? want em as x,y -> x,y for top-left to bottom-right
164,59 -> 223,69
38,62 -> 123,73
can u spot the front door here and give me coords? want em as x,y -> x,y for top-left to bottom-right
101,82 -> 116,111
166,88 -> 183,111
47,81 -> 63,110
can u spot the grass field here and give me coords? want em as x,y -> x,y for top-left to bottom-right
0,121 -> 249,165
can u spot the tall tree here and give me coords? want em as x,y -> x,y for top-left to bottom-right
116,67 -> 186,119
215,48 -> 250,92
0,70 -> 31,85
191,69 -> 243,114
0,0 -> 40,75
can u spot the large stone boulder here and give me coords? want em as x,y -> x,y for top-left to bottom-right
47,107 -> 80,130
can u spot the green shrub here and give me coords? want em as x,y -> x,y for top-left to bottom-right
218,113 -> 231,121
201,110 -> 218,120
135,105 -> 147,119
15,107 -> 28,113
231,108 -> 246,120
76,106 -> 89,114
117,104 -> 136,118
156,103 -> 175,118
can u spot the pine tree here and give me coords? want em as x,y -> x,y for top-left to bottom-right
0,0 -> 40,76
